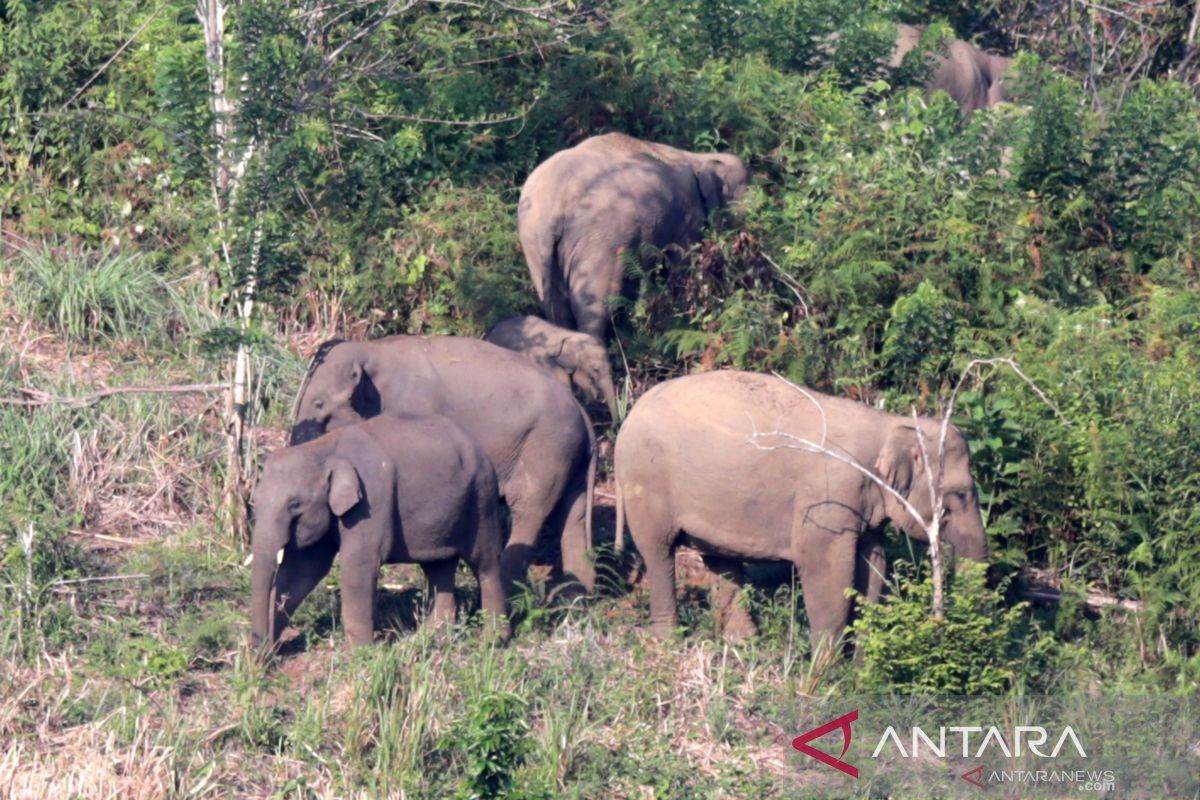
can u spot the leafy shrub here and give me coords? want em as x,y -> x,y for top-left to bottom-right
852,561 -> 1037,694
448,690 -> 542,800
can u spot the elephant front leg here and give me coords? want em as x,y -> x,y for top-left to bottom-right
270,536 -> 338,647
852,532 -> 887,662
339,554 -> 381,647
701,554 -> 757,643
794,529 -> 859,656
421,559 -> 458,628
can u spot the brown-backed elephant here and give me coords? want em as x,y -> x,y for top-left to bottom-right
251,413 -> 508,652
291,335 -> 596,592
614,371 -> 987,647
889,24 -> 1013,114
484,315 -> 617,418
518,133 -> 750,340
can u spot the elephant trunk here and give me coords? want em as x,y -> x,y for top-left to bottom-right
602,379 -> 619,422
947,515 -> 989,562
250,537 -> 285,654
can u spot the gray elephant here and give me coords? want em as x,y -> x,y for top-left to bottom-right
614,371 -> 987,646
484,315 -> 617,418
889,24 -> 1013,114
250,413 -> 508,652
518,133 -> 751,340
291,335 -> 596,592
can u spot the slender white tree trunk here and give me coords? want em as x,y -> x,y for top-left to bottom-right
199,0 -> 258,545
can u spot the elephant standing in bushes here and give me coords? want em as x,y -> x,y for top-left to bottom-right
291,335 -> 596,592
889,24 -> 1013,114
518,133 -> 751,340
614,371 -> 987,646
251,414 -> 508,651
485,315 -> 618,418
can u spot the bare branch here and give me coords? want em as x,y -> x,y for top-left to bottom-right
747,427 -> 929,534
60,1 -> 171,111
0,384 -> 228,409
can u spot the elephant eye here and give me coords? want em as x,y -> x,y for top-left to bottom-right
313,399 -> 325,411
287,499 -> 303,513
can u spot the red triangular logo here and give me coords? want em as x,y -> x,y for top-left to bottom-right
791,709 -> 859,779
962,764 -> 986,787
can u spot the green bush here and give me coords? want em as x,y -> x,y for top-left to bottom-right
852,561 -> 1040,694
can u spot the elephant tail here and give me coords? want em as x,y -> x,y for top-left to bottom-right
586,430 -> 596,556
614,471 -> 625,554
519,198 -> 573,328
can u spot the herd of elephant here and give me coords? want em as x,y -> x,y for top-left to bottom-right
250,26 -> 1006,656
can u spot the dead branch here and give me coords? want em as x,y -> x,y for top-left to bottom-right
1022,586 -> 1146,613
0,384 -> 228,409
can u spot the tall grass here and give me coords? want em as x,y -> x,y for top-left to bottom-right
11,245 -> 173,343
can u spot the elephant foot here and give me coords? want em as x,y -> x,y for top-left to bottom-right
720,610 -> 758,644
649,619 -> 678,639
481,616 -> 512,647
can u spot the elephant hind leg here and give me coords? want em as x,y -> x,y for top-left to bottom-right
546,469 -> 595,594
421,559 -> 458,628
470,559 -> 512,644
623,489 -> 679,636
701,554 -> 757,643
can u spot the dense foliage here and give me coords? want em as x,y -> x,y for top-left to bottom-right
2,0 -> 1199,791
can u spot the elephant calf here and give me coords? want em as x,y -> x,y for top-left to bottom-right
251,413 -> 508,652
484,315 -> 617,417
614,371 -> 987,647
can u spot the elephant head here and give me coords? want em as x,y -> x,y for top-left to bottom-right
694,153 -> 750,215
873,421 -> 988,561
249,447 -> 363,652
290,340 -> 379,445
554,334 -> 618,418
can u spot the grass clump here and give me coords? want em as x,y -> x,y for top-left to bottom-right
11,245 -> 173,343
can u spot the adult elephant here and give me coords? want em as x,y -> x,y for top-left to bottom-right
889,24 -> 1013,114
291,336 -> 596,592
518,133 -> 751,340
614,371 -> 987,647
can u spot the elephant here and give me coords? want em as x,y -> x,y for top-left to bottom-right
518,132 -> 751,340
291,335 -> 597,592
484,315 -> 618,418
889,24 -> 1013,114
613,371 -> 987,647
250,413 -> 509,652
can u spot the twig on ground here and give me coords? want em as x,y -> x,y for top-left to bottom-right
0,384 -> 228,408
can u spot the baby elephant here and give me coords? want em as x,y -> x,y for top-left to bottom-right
250,413 -> 509,652
485,315 -> 617,417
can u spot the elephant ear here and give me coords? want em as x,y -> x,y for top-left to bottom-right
694,164 -> 723,216
327,458 -> 362,517
874,426 -> 922,496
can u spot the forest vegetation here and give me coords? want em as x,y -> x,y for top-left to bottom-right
1,0 -> 1199,796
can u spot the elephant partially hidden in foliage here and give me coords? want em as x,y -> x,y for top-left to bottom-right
291,336 -> 596,592
890,24 -> 1013,114
614,371 -> 988,647
251,414 -> 509,652
485,315 -> 617,418
518,133 -> 751,340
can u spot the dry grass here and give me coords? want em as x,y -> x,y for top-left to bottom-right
0,277 -> 844,798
